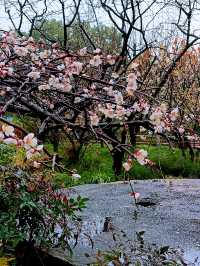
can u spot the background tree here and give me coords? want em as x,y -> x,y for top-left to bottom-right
32,19 -> 122,53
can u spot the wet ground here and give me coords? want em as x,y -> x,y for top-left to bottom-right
51,179 -> 200,265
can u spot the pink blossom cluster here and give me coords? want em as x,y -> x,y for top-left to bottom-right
0,31 -> 199,173
127,73 -> 137,95
150,104 -> 179,133
98,103 -> 127,120
0,124 -> 43,159
132,99 -> 150,115
123,149 -> 153,171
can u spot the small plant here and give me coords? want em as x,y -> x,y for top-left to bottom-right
0,167 -> 88,262
89,230 -> 187,266
0,144 -> 15,166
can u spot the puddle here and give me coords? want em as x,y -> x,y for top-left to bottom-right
73,218 -> 200,265
54,215 -> 200,265
137,198 -> 157,207
72,216 -> 105,246
55,216 -> 105,247
164,180 -> 200,193
184,248 -> 200,265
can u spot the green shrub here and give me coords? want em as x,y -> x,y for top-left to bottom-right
0,168 -> 88,254
0,144 -> 15,166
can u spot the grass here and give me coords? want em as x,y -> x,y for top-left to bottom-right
3,114 -> 200,185
135,144 -> 200,178
0,141 -> 199,186
49,142 -> 200,186
0,144 -> 15,166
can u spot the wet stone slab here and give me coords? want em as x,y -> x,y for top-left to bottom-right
50,179 -> 200,265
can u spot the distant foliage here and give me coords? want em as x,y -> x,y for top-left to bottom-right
32,20 -> 122,53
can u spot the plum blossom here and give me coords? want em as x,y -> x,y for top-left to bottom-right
21,38 -> 32,47
90,112 -> 100,126
27,37 -> 34,43
23,133 -> 38,149
133,149 -> 148,165
132,102 -> 141,112
150,105 -> 172,133
160,103 -> 168,113
154,123 -> 165,133
140,100 -> 150,115
90,55 -> 102,66
49,104 -> 54,109
63,78 -> 72,92
99,103 -> 114,119
126,72 -> 137,95
74,97 -> 81,104
25,144 -> 43,159
114,92 -> 124,105
129,192 -> 140,199
2,125 -> 15,137
0,69 -> 8,78
111,72 -> 119,79
48,76 -> 58,87
3,138 -> 18,145
7,67 -> 13,76
14,46 -> 29,57
133,99 -> 149,115
169,107 -> 179,121
107,55 -> 115,65
115,105 -> 126,119
48,76 -> 64,90
39,49 -> 50,59
68,61 -> 83,75
6,87 -> 12,92
150,106 -> 166,133
31,53 -> 39,62
0,125 -> 43,159
28,71 -> 40,80
52,42 -> 59,49
178,126 -> 185,134
93,48 -> 101,54
0,63 -> 13,78
79,47 -> 87,56
72,173 -> 81,180
103,86 -> 114,96
150,107 -> 163,122
1,32 -> 198,179
38,84 -> 50,91
33,161 -> 41,168
2,31 -> 17,44
123,159 -> 132,171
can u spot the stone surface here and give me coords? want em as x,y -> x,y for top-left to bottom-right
51,179 -> 200,265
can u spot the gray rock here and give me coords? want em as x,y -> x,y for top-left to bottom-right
51,179 -> 200,265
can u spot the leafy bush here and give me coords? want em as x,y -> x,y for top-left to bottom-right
0,167 -> 88,255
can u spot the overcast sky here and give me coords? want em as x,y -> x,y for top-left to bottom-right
0,2 -> 11,30
0,0 -> 176,31
0,0 -> 200,43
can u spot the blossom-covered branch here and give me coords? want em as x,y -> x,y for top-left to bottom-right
0,31 -> 199,174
